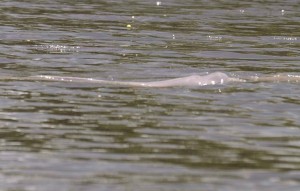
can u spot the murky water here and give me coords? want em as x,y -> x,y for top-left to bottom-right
1,1 -> 300,190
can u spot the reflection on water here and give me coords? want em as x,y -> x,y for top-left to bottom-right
1,0 -> 300,190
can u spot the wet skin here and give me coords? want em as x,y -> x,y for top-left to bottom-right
28,72 -> 300,87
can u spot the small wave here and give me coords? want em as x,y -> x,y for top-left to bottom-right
273,36 -> 298,42
33,44 -> 81,53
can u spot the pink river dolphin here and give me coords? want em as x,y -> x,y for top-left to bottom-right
26,72 -> 300,87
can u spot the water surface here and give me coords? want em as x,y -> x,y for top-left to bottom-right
1,1 -> 300,190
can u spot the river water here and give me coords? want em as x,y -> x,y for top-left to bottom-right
1,1 -> 300,190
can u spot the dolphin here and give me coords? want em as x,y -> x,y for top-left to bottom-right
2,72 -> 300,87
30,72 -> 244,87
29,72 -> 300,87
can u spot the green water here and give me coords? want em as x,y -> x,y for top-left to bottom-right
1,1 -> 300,190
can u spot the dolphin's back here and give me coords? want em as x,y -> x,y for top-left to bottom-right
29,72 -> 233,87
26,72 -> 300,87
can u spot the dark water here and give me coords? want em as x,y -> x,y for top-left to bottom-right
1,0 -> 300,190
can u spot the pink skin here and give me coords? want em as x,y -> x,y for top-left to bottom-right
31,72 -> 235,87
19,72 -> 300,87
142,72 -> 232,87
